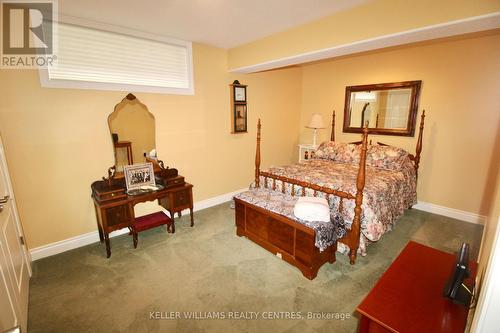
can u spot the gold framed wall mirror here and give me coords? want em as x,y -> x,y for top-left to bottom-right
343,81 -> 422,136
108,94 -> 156,172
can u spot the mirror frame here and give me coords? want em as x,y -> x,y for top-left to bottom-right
342,80 -> 422,137
107,93 -> 157,176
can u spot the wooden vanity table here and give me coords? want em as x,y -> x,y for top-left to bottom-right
92,173 -> 194,258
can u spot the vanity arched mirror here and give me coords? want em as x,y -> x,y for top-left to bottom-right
108,94 -> 156,172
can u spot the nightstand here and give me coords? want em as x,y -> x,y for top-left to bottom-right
298,144 -> 318,163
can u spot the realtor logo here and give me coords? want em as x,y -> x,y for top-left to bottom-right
1,0 -> 57,68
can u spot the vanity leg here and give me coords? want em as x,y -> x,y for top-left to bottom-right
104,234 -> 111,258
190,208 -> 194,227
97,224 -> 104,243
171,215 -> 176,234
94,205 -> 104,242
178,211 -> 182,218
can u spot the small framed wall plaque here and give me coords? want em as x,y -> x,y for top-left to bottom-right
230,80 -> 248,133
234,85 -> 246,102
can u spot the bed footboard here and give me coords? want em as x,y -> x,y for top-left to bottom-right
234,198 -> 336,280
253,117 -> 367,264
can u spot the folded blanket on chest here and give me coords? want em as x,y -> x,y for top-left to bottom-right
293,196 -> 330,222
234,188 -> 346,252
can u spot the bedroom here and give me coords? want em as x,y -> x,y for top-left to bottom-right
0,0 -> 499,332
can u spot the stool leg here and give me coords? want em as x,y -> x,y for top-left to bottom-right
132,229 -> 138,248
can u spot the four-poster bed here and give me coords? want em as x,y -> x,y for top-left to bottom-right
234,110 -> 426,279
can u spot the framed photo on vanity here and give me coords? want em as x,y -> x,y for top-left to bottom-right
123,163 -> 155,191
230,80 -> 248,133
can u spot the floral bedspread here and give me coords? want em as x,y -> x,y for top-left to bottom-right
253,158 -> 417,255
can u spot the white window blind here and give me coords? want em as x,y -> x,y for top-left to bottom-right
41,23 -> 194,94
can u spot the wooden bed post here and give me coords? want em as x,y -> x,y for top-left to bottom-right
414,110 -> 425,178
330,110 -> 335,142
350,122 -> 369,264
255,119 -> 261,187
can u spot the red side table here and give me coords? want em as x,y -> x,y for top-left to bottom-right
357,241 -> 476,333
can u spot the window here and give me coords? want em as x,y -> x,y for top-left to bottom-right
40,22 -> 194,95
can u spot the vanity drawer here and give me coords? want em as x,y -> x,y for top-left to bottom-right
173,188 -> 190,207
105,204 -> 132,228
159,184 -> 193,213
164,176 -> 185,188
92,180 -> 126,202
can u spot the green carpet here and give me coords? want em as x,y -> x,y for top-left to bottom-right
28,203 -> 483,333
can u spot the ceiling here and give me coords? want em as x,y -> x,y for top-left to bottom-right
58,0 -> 371,49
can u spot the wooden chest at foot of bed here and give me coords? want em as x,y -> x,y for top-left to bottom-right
234,198 -> 336,280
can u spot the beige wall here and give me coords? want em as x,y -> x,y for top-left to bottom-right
228,0 -> 500,70
1,31 -> 498,251
0,43 -> 302,249
299,33 -> 500,215
476,124 -> 500,287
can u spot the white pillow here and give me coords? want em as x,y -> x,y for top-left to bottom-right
293,196 -> 330,222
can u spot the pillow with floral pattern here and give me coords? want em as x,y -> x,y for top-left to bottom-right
314,142 -> 361,164
366,145 -> 410,170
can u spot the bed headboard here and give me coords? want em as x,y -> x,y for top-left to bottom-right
410,110 -> 425,178
347,110 -> 426,177
331,110 -> 335,142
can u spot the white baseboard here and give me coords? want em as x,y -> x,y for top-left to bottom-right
413,201 -> 486,225
192,188 -> 247,211
30,191 -> 483,261
30,187 -> 248,261
29,228 -> 131,261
